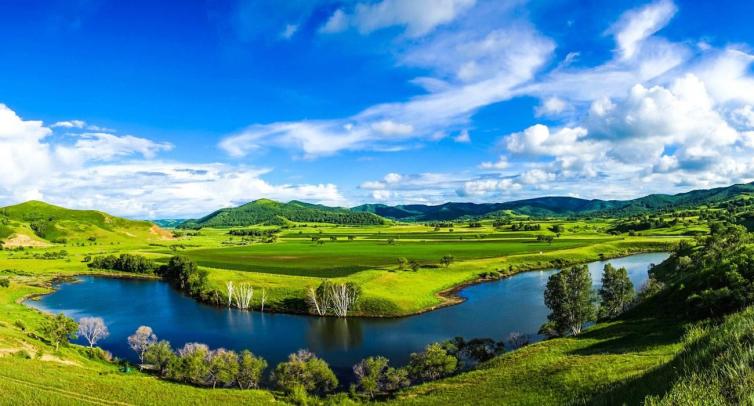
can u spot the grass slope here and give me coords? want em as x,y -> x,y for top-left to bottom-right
0,201 -> 164,245
391,315 -> 685,405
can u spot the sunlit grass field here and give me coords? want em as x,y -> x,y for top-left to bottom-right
0,218 -> 685,316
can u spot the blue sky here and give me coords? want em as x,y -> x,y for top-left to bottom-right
2,0 -> 754,218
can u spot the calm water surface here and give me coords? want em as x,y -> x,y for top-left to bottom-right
26,252 -> 668,379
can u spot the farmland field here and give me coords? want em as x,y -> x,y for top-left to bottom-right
174,237 -> 616,277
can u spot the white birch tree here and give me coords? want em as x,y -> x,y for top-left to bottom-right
78,317 -> 109,348
226,281 -> 235,307
235,284 -> 254,310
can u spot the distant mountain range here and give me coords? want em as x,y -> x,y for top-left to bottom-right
173,182 -> 754,227
353,182 -> 754,221
6,182 -> 750,234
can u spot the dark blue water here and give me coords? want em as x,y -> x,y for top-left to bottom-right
26,252 -> 668,379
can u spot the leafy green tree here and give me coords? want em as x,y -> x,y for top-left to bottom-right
144,340 -> 175,376
407,342 -> 457,382
540,265 -> 596,337
40,313 -> 78,351
207,349 -> 239,389
170,343 -> 211,385
159,256 -> 208,295
236,350 -> 267,389
352,356 -> 410,399
598,264 -> 635,319
272,349 -> 338,395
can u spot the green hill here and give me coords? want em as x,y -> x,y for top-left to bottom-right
180,199 -> 387,228
353,182 -> 754,221
0,201 -> 167,246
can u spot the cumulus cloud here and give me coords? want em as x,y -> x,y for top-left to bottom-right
0,104 -> 346,218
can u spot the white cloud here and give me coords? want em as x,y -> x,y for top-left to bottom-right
733,105 -> 754,129
371,120 -> 413,136
460,178 -> 520,196
453,130 -> 471,143
504,124 -> 593,157
322,0 -> 475,37
384,172 -> 403,184
535,97 -> 569,116
0,104 -> 345,218
320,9 -> 348,33
281,24 -> 298,39
51,119 -> 86,129
694,48 -> 754,104
479,156 -> 508,170
371,190 -> 393,201
608,0 -> 677,60
57,133 -> 173,163
221,23 -> 554,157
519,168 -> 556,185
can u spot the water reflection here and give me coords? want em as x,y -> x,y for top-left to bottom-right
307,317 -> 363,351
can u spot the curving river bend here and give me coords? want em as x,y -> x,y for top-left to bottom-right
26,252 -> 669,379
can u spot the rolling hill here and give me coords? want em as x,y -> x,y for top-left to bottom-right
0,200 -> 169,247
179,199 -> 387,228
353,182 -> 754,221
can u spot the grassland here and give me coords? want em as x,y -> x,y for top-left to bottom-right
0,201 -> 731,405
0,207 -> 688,317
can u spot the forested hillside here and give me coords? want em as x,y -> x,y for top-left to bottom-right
180,199 -> 386,227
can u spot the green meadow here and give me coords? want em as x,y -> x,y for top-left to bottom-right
0,201 -> 714,405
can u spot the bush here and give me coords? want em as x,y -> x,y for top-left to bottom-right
352,356 -> 409,399
357,297 -> 400,316
407,343 -> 457,383
13,320 -> 26,331
273,350 -> 338,395
0,277 -> 9,288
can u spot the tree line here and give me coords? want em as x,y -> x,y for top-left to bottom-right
34,310 -> 531,403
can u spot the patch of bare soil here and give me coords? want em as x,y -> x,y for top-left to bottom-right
2,234 -> 49,248
150,225 -> 174,240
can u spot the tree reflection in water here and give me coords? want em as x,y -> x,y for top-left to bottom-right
307,317 -> 363,352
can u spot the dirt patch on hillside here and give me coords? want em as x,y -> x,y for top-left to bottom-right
2,234 -> 49,248
0,341 -> 78,366
150,225 -> 174,240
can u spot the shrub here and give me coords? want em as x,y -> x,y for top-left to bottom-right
0,277 -> 9,288
273,349 -> 338,395
407,343 -> 457,383
14,320 -> 26,331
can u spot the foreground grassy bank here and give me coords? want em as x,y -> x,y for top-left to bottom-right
390,314 -> 687,405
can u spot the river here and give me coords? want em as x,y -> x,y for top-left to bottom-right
26,252 -> 669,380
